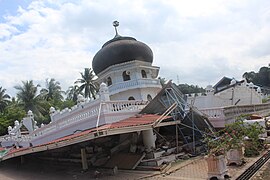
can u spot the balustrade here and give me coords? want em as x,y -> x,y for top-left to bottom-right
0,134 -> 31,144
200,103 -> 270,128
109,78 -> 161,94
0,98 -> 149,147
30,100 -> 148,140
201,103 -> 270,120
200,107 -> 225,119
103,100 -> 148,113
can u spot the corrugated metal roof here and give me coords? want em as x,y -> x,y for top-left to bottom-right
4,114 -> 169,157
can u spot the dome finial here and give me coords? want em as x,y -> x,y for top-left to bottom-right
113,20 -> 120,37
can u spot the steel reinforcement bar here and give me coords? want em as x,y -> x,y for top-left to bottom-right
236,150 -> 270,180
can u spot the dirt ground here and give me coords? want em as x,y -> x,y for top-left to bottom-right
252,160 -> 270,180
1,155 -> 269,180
0,158 -> 91,180
0,158 -> 152,180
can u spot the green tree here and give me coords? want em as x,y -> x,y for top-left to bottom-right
75,68 -> 97,99
5,97 -> 26,121
177,84 -> 205,94
0,87 -> 10,113
14,80 -> 46,118
40,78 -> 64,102
66,85 -> 80,102
0,98 -> 26,135
243,71 -> 257,83
243,66 -> 270,87
0,117 -> 11,135
59,100 -> 76,110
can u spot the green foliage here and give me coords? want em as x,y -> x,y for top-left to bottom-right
40,78 -> 64,102
222,121 -> 245,149
66,85 -> 80,102
204,121 -> 265,157
235,114 -> 252,121
0,104 -> 26,135
75,68 -> 97,100
243,66 -> 270,90
0,117 -> 11,135
262,97 -> 270,103
244,122 -> 264,141
59,100 -> 76,109
203,132 -> 227,156
243,122 -> 264,157
204,122 -> 244,156
244,141 -> 260,157
177,84 -> 205,94
0,87 -> 10,113
4,105 -> 26,122
15,80 -> 46,117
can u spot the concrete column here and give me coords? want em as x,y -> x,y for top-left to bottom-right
99,82 -> 110,101
142,129 -> 156,152
81,148 -> 88,170
20,156 -> 25,164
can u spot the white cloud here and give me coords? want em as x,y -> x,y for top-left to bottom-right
0,0 -> 270,96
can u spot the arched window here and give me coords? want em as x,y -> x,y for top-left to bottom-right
107,77 -> 112,86
128,96 -> 135,100
147,94 -> 152,101
141,70 -> 147,78
122,71 -> 130,81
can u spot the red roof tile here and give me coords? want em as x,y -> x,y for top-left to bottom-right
5,114 -> 170,157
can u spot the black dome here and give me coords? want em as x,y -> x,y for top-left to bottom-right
92,36 -> 153,75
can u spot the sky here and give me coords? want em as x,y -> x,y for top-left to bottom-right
0,0 -> 270,96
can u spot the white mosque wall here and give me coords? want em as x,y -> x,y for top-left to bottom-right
108,78 -> 161,96
111,89 -> 142,101
140,87 -> 161,101
187,84 -> 263,109
110,87 -> 160,101
94,60 -> 161,100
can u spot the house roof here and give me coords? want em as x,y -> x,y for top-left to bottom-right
212,76 -> 246,94
213,76 -> 233,89
1,114 -> 174,161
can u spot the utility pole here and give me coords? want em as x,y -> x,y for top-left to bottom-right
177,75 -> 180,85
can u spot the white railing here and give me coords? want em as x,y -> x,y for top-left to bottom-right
200,103 -> 270,127
102,100 -> 148,113
201,103 -> 270,119
200,107 -> 225,119
32,100 -> 101,138
223,103 -> 270,118
0,134 -> 31,143
109,78 -> 161,94
31,100 -> 148,139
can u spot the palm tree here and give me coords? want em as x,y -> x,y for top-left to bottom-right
75,68 -> 97,99
66,85 -> 80,102
0,87 -> 10,113
14,80 -> 45,117
40,78 -> 64,101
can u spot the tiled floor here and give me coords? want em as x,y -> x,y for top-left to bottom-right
146,154 -> 264,180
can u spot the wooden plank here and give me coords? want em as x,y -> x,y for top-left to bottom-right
132,152 -> 146,170
105,153 -> 143,169
81,148 -> 88,170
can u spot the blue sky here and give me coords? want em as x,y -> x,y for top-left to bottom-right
0,0 -> 30,19
0,0 -> 270,96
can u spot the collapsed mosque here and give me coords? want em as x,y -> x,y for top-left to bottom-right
1,21 -> 267,171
